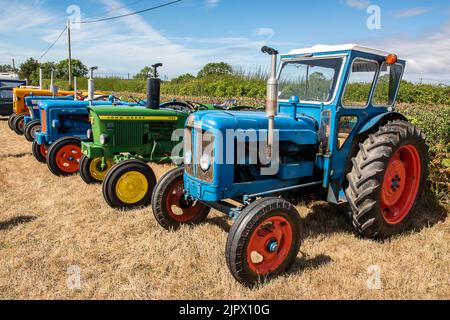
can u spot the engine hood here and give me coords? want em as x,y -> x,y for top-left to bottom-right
190,111 -> 318,145
89,105 -> 185,118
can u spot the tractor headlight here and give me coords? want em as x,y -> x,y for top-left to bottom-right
200,154 -> 211,171
99,134 -> 110,145
86,129 -> 93,142
184,150 -> 192,165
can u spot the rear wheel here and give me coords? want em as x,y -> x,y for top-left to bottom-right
152,167 -> 210,230
102,159 -> 156,210
32,141 -> 48,163
79,155 -> 113,184
226,197 -> 302,287
345,120 -> 428,239
46,137 -> 83,176
8,113 -> 16,130
24,120 -> 41,142
12,114 -> 25,135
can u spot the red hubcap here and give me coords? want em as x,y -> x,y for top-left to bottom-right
165,178 -> 204,222
40,144 -> 48,158
55,144 -> 82,173
381,145 -> 421,225
246,216 -> 293,275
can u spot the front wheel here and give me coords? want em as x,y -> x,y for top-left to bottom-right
32,141 -> 48,163
152,167 -> 210,230
46,137 -> 83,176
24,120 -> 41,142
12,114 -> 25,135
8,113 -> 16,131
226,197 -> 302,287
79,155 -> 113,184
102,159 -> 156,210
345,120 -> 428,239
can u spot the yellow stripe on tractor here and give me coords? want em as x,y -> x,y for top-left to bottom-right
98,115 -> 178,121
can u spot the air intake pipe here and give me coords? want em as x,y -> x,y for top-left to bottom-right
88,66 -> 98,105
39,68 -> 43,90
147,63 -> 162,109
50,70 -> 56,96
261,46 -> 279,158
74,77 -> 78,101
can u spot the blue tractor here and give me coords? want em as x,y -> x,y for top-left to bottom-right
33,97 -> 137,176
23,94 -> 76,142
151,45 -> 428,287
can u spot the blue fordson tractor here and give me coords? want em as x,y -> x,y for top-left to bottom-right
152,44 -> 428,287
23,94 -> 76,142
33,98 -> 137,176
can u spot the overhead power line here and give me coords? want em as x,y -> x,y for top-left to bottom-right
78,0 -> 182,24
37,26 -> 68,61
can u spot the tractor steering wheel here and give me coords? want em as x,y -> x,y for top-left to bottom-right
160,101 -> 196,112
185,101 -> 210,110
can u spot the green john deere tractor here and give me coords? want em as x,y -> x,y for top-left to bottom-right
81,63 -> 258,209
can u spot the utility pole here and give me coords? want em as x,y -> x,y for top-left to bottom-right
12,59 -> 16,72
67,19 -> 73,88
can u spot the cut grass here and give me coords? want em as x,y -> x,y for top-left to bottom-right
0,118 -> 448,300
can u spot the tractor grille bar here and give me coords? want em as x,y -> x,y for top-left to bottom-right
115,122 -> 143,146
185,127 -> 194,176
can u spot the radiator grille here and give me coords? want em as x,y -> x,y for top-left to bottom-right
115,122 -> 143,146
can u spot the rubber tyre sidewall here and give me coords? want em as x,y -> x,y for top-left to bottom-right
79,155 -> 107,185
8,114 -> 16,131
225,197 -> 302,287
32,140 -> 47,163
102,159 -> 156,210
151,166 -> 210,230
46,137 -> 82,177
24,120 -> 41,142
13,114 -> 25,135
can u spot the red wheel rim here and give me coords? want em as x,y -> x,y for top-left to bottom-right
55,144 -> 82,173
165,178 -> 204,223
246,216 -> 293,275
381,145 -> 421,225
40,144 -> 48,158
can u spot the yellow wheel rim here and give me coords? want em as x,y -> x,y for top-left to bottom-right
89,158 -> 112,181
115,171 -> 149,204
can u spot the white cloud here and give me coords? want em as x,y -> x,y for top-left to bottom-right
359,21 -> 450,83
254,27 -> 275,37
394,7 -> 429,18
345,0 -> 370,10
206,0 -> 220,8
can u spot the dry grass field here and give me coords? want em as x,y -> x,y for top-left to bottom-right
0,117 -> 448,300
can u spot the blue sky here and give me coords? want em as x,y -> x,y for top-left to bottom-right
0,0 -> 449,83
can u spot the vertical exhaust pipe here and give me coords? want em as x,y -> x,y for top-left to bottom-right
88,66 -> 98,106
147,63 -> 162,109
50,70 -> 55,96
39,68 -> 43,90
261,46 -> 279,158
73,77 -> 78,101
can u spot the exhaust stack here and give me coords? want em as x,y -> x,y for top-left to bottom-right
261,46 -> 279,158
50,70 -> 56,96
147,63 -> 163,109
88,66 -> 98,105
74,77 -> 78,101
39,68 -> 43,90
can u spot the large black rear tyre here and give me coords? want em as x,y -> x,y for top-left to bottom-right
345,120 -> 428,239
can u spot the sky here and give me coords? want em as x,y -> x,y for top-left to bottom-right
0,0 -> 449,83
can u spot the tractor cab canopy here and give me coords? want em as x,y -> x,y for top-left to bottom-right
278,44 -> 405,112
